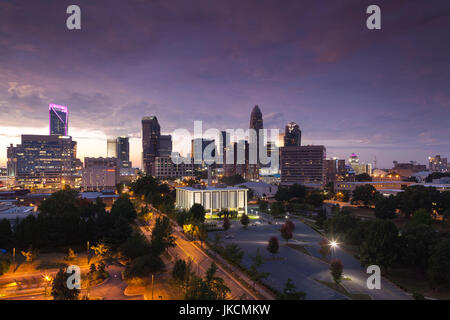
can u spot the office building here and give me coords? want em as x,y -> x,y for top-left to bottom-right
116,136 -> 131,168
348,153 -> 372,176
107,139 -> 117,158
49,104 -> 68,136
284,122 -> 301,147
158,135 -> 173,157
142,116 -> 161,175
7,135 -> 78,188
82,157 -> 119,191
429,155 -> 448,172
191,138 -> 215,165
280,145 -> 326,187
154,156 -> 195,179
249,105 -> 264,179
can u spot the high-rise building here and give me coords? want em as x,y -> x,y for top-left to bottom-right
142,116 -> 161,175
280,145 -> 326,187
82,157 -> 119,191
49,104 -> 68,136
158,135 -> 172,157
429,155 -> 448,172
348,153 -> 372,176
191,138 -> 215,165
325,158 -> 346,183
249,105 -> 263,179
107,139 -> 117,158
116,136 -> 131,168
7,135 -> 77,188
284,122 -> 301,147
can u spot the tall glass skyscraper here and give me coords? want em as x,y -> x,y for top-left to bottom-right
142,116 -> 161,175
49,104 -> 68,135
117,136 -> 131,168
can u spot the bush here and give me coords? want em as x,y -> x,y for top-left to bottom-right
0,254 -> 11,275
124,254 -> 164,280
119,231 -> 152,260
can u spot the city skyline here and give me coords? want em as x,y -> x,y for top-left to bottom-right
1,0 -> 450,168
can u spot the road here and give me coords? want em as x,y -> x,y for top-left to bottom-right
138,207 -> 267,300
1,264 -> 141,300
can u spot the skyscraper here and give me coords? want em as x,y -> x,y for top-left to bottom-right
249,105 -> 263,179
116,136 -> 131,168
158,135 -> 173,157
284,122 -> 301,146
280,145 -> 326,186
142,116 -> 161,175
107,139 -> 117,158
49,104 -> 68,136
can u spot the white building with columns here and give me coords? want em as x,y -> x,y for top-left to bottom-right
176,185 -> 248,216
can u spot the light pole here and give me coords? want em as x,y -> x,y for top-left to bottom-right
151,274 -> 154,300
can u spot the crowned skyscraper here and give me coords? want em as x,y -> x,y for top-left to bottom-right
49,104 -> 68,136
284,122 -> 301,146
249,105 -> 264,179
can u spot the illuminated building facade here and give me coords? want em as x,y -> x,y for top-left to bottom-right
7,135 -> 77,188
176,185 -> 248,215
82,157 -> 119,191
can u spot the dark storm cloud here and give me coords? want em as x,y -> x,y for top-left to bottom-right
0,0 -> 449,166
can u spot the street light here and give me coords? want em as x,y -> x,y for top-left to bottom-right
43,274 -> 53,300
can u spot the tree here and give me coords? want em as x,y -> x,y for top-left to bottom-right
280,223 -> 293,243
270,201 -> 285,216
285,220 -> 295,232
222,217 -> 230,231
0,254 -> 11,275
110,195 -> 137,222
374,196 -> 397,219
90,242 -> 110,259
396,185 -> 440,217
193,224 -> 208,248
351,184 -> 380,206
185,263 -> 230,300
51,268 -> 79,300
306,191 -> 324,207
248,249 -> 269,288
356,173 -> 372,182
319,238 -> 331,260
259,200 -> 268,212
172,259 -> 188,283
189,204 -> 206,224
267,237 -> 279,257
0,219 -> 12,250
408,208 -> 433,228
21,247 -> 37,262
64,248 -> 77,261
240,214 -> 250,229
330,259 -> 344,284
277,278 -> 306,300
427,237 -> 450,288
119,231 -> 152,260
151,216 -> 176,256
124,254 -> 164,280
401,224 -> 436,270
335,190 -> 350,202
359,220 -> 399,270
222,243 -> 244,265
315,210 -> 327,228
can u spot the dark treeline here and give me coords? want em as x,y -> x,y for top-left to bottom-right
130,175 -> 175,213
0,188 -> 137,251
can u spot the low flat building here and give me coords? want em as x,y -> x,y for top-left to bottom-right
176,185 -> 248,215
335,181 -> 415,196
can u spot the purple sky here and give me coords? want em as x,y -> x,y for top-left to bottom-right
1,0 -> 449,168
